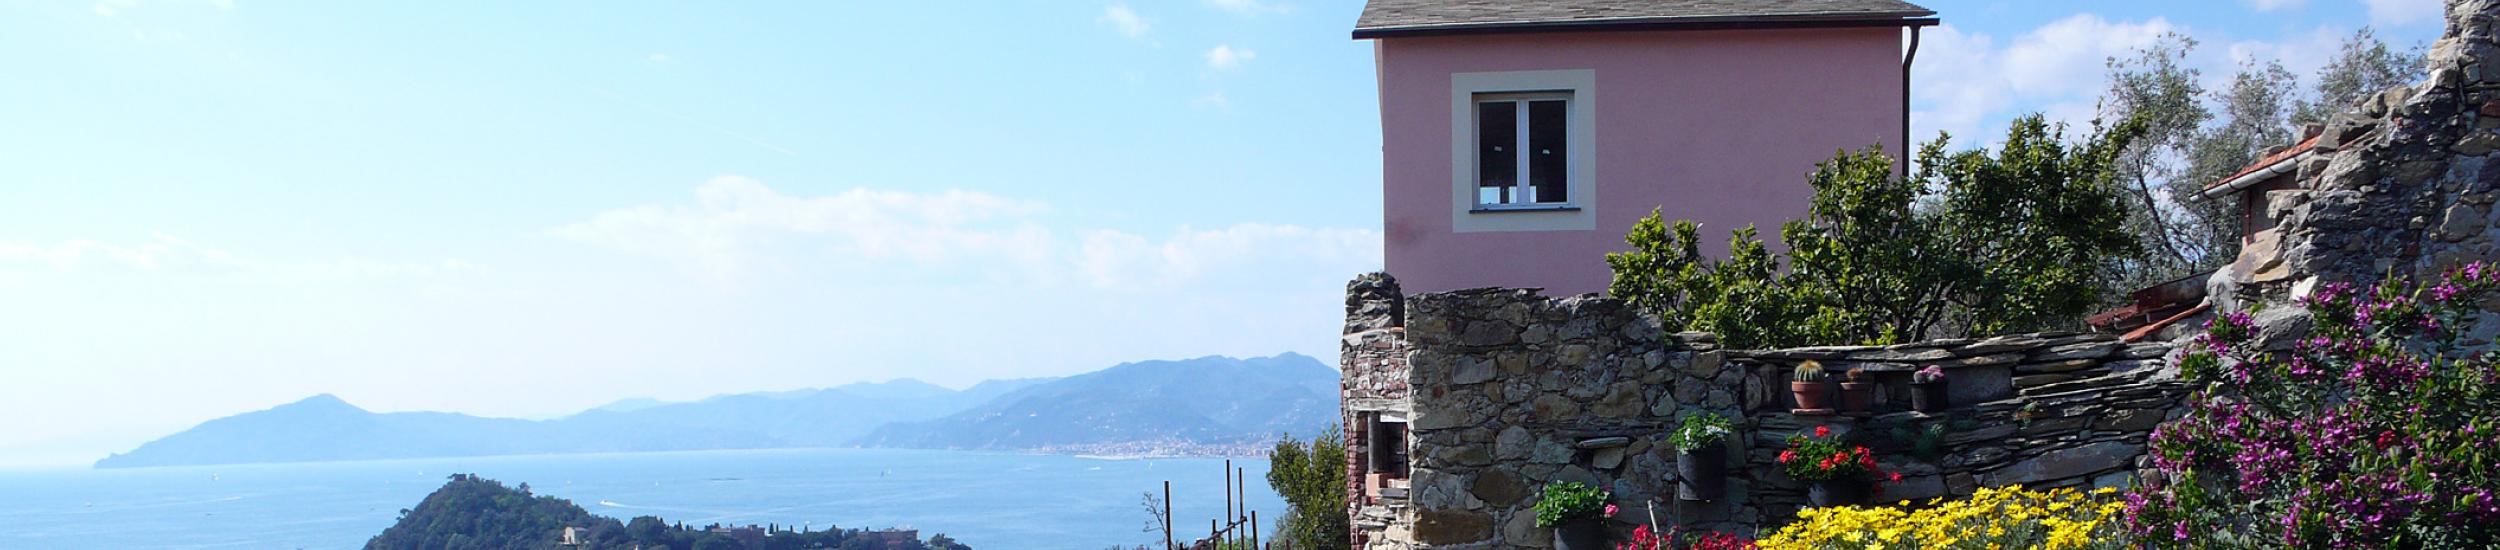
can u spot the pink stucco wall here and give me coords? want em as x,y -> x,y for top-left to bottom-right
1376,28 -> 1908,295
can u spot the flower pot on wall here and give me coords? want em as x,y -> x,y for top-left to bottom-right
1910,381 -> 1949,412
1676,441 -> 1727,501
1789,381 -> 1834,411
1552,519 -> 1609,550
1838,382 -> 1875,412
1806,479 -> 1869,508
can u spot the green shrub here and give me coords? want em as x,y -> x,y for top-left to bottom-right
1607,115 -> 2145,348
1265,426 -> 1349,550
1533,481 -> 1612,528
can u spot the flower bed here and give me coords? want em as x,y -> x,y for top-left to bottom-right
1757,486 -> 2127,550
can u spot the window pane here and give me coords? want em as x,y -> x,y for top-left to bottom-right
1477,101 -> 1516,204
1528,99 -> 1567,203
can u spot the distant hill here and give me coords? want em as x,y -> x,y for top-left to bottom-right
367,474 -> 968,550
855,353 -> 1341,451
94,377 -> 1051,468
96,354 -> 1342,468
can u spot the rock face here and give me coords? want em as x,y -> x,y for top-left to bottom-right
1338,278 -> 2189,548
2257,0 -> 2500,347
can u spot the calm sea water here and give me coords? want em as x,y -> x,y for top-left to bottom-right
0,448 -> 1280,550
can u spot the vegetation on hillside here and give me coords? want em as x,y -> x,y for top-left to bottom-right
2098,29 -> 2425,289
366,474 -> 971,550
1607,115 -> 2143,348
1264,426 -> 1349,550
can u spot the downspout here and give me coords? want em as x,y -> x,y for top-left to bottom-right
1901,25 -> 1923,173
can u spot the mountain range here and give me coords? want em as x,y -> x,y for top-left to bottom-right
93,353 -> 1339,468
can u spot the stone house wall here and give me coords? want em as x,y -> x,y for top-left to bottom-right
1339,277 -> 2190,548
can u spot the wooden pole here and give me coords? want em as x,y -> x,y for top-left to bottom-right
1251,510 -> 1260,550
1164,481 -> 1175,550
1224,458 -> 1235,538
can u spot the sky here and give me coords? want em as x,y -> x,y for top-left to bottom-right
0,0 -> 2448,467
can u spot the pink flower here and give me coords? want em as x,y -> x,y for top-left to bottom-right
1813,426 -> 1831,438
1603,503 -> 1618,518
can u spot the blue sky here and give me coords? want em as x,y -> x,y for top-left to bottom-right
0,0 -> 2446,466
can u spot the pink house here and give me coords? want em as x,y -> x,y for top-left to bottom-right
1357,0 -> 1938,295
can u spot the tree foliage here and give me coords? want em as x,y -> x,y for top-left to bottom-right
1265,426 -> 1349,550
1606,115 -> 2143,348
366,474 -> 970,550
2098,28 -> 2425,291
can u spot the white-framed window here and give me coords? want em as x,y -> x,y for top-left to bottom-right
1449,69 -> 1595,233
1472,92 -> 1573,208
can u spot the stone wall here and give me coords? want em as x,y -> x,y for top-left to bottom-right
1342,273 -> 1414,548
1340,279 -> 2190,548
2255,0 -> 2500,341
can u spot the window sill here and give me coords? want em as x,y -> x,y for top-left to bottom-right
1470,205 -> 1581,213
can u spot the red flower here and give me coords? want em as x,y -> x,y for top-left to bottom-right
1889,472 -> 1903,482
1778,450 -> 1795,463
1814,426 -> 1832,438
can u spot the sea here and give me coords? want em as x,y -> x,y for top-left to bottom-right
0,448 -> 1282,550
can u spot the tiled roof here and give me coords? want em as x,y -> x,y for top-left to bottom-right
1355,0 -> 1937,38
2204,134 -> 2321,191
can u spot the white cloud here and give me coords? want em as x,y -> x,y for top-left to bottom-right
1205,44 -> 1256,69
1192,92 -> 1232,109
1078,224 -> 1377,290
1913,15 -> 2175,143
553,177 -> 1052,280
1100,3 -> 1151,38
554,177 -> 1379,290
1206,0 -> 1287,15
2363,0 -> 2443,26
0,233 -> 474,283
2241,0 -> 2304,12
91,0 -> 136,17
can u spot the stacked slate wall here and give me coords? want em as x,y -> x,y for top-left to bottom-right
1340,278 -> 2189,548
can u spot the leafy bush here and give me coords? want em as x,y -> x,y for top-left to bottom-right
1265,426 -> 1349,550
1533,481 -> 1614,528
1759,486 -> 2129,549
2125,264 -> 2500,548
1606,115 -> 2144,348
1668,413 -> 1734,451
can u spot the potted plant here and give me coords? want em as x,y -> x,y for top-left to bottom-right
1910,366 -> 1949,412
1668,412 -> 1733,500
1788,360 -> 1832,411
1534,481 -> 1615,550
1778,426 -> 1898,508
1838,367 -> 1875,413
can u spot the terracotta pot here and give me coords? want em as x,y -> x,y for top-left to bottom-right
1676,441 -> 1726,501
1552,519 -> 1609,550
1911,381 -> 1949,412
1838,381 -> 1876,412
1808,479 -> 1869,508
1789,380 -> 1834,410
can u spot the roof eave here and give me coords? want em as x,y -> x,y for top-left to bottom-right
1352,14 -> 1940,40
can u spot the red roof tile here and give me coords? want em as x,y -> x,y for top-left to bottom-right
2203,135 -> 2320,192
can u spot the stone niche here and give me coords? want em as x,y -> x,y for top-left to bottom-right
1338,275 -> 2189,548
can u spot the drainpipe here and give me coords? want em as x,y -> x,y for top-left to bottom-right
1902,25 -> 1923,173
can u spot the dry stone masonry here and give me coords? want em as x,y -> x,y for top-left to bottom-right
2239,0 -> 2500,343
1339,276 -> 2189,548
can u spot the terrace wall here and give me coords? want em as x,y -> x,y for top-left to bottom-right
1340,277 -> 2189,548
